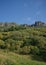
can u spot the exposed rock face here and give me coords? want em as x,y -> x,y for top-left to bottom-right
35,21 -> 45,26
0,22 -> 16,27
0,21 -> 46,27
31,21 -> 46,27
21,24 -> 31,27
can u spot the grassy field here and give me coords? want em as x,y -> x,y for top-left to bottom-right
0,50 -> 46,65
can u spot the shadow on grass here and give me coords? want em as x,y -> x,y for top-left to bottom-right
31,54 -> 46,62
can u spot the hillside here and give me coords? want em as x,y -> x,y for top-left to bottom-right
0,21 -> 46,27
0,50 -> 46,65
0,21 -> 46,65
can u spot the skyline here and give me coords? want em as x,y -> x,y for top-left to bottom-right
0,0 -> 46,24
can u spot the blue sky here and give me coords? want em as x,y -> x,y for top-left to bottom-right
0,0 -> 46,24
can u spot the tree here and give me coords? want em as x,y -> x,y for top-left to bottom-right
5,39 -> 16,51
0,40 -> 5,49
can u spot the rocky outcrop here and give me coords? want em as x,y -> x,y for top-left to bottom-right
0,22 -> 17,27
31,21 -> 46,27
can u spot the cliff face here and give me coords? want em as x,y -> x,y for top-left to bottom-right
35,21 -> 44,26
31,21 -> 46,27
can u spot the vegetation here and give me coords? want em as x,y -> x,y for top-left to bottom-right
0,50 -> 46,65
0,22 -> 46,65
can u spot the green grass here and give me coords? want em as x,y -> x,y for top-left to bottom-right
0,50 -> 46,65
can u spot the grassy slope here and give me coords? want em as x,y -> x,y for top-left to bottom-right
0,50 -> 46,65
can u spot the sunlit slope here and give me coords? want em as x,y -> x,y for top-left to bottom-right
0,50 -> 46,65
